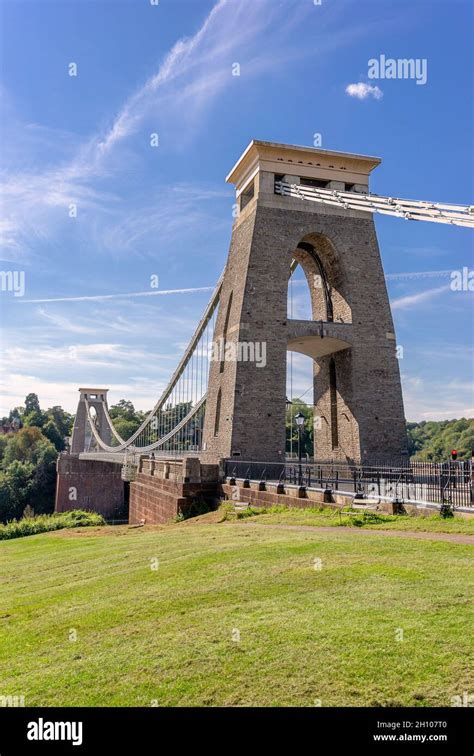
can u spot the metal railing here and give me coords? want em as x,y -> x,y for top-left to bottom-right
224,459 -> 473,508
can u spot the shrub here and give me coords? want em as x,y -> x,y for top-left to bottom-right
0,510 -> 105,541
439,500 -> 454,519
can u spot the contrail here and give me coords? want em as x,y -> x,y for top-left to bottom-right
385,270 -> 452,281
19,271 -> 457,303
20,286 -> 214,303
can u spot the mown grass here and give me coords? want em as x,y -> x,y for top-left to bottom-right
0,510 -> 105,541
220,502 -> 474,534
0,516 -> 472,707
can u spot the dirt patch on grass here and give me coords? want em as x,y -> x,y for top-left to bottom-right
50,524 -> 166,539
237,521 -> 474,545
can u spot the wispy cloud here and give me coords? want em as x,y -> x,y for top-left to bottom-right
385,270 -> 453,281
37,308 -> 96,334
401,374 -> 474,421
21,286 -> 214,304
1,0 -> 367,265
0,0 -> 304,262
3,343 -> 151,370
391,284 -> 451,311
345,82 -> 383,100
97,183 -> 231,258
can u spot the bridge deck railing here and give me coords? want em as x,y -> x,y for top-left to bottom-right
223,459 -> 473,508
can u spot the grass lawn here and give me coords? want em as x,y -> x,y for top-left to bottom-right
223,505 -> 474,534
0,515 -> 472,707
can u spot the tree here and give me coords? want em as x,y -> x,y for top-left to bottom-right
0,436 -> 9,463
0,429 -> 57,521
112,418 -> 141,441
407,418 -> 474,461
24,393 -> 41,415
47,406 -> 73,438
2,426 -> 45,466
109,400 -> 147,439
42,419 -> 65,451
109,400 -> 137,421
0,401 -> 76,522
0,460 -> 36,522
286,399 -> 314,458
30,439 -> 58,514
8,406 -> 24,424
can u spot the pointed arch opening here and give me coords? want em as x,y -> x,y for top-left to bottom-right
329,357 -> 339,450
214,388 -> 222,437
289,233 -> 352,324
219,291 -> 233,373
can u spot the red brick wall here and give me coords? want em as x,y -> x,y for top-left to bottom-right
55,454 -> 125,519
129,473 -> 218,524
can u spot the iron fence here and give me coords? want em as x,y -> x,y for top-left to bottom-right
224,459 -> 473,508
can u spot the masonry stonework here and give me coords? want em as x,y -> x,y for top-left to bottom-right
129,458 -> 219,524
55,454 -> 125,519
202,141 -> 408,464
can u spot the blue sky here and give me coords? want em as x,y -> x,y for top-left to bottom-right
0,0 -> 472,420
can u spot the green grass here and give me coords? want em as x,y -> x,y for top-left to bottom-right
0,510 -> 105,540
221,503 -> 474,534
0,517 -> 472,707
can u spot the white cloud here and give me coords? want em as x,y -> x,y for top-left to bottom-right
385,270 -> 453,281
345,82 -> 383,100
3,343 -> 150,370
391,284 -> 451,311
0,373 -> 170,415
0,0 -> 266,258
1,0 -> 365,262
401,374 -> 473,421
21,286 -> 215,304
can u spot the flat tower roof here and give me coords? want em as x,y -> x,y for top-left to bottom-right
226,140 -> 381,190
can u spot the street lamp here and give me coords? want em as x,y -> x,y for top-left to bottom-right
286,397 -> 293,458
295,411 -> 305,487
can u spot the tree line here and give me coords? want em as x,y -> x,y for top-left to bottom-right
0,393 -> 472,523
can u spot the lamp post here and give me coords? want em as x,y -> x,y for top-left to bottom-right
286,397 -> 293,459
295,411 -> 305,487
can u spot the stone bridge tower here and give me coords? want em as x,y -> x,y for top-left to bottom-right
70,388 -> 112,453
202,140 -> 407,464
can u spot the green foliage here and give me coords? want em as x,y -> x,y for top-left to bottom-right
439,501 -> 454,519
286,399 -> 313,457
284,404 -> 473,462
407,418 -> 474,461
0,436 -> 9,463
24,393 -> 40,415
2,426 -> 45,466
109,400 -> 147,439
183,496 -> 213,520
8,406 -> 24,424
41,419 -> 65,451
112,418 -> 142,440
0,427 -> 58,522
0,461 -> 36,522
0,510 -> 105,541
0,396 -> 74,523
109,399 -> 137,421
47,406 -> 73,438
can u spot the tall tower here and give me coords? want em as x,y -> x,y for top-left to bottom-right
202,141 -> 407,464
70,388 -> 112,453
